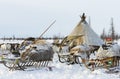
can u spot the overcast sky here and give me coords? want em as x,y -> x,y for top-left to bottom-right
0,0 -> 120,38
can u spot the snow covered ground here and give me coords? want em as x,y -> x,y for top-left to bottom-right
0,40 -> 120,79
0,40 -> 23,44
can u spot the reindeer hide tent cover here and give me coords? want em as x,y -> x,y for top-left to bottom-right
70,44 -> 91,52
62,13 -> 104,47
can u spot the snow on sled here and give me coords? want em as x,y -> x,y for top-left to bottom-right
82,44 -> 120,71
0,39 -> 54,71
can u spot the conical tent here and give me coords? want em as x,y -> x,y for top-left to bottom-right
64,13 -> 104,46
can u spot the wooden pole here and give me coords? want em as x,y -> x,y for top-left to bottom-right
39,20 -> 56,38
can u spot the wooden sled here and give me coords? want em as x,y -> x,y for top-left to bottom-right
56,50 -> 120,71
81,56 -> 120,71
0,49 -> 53,70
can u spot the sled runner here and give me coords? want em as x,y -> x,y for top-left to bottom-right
57,52 -> 82,66
0,54 -> 53,71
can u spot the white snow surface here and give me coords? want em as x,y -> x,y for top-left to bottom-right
0,40 -> 120,79
0,40 -> 23,44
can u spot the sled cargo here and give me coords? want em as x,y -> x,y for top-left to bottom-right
82,56 -> 120,71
